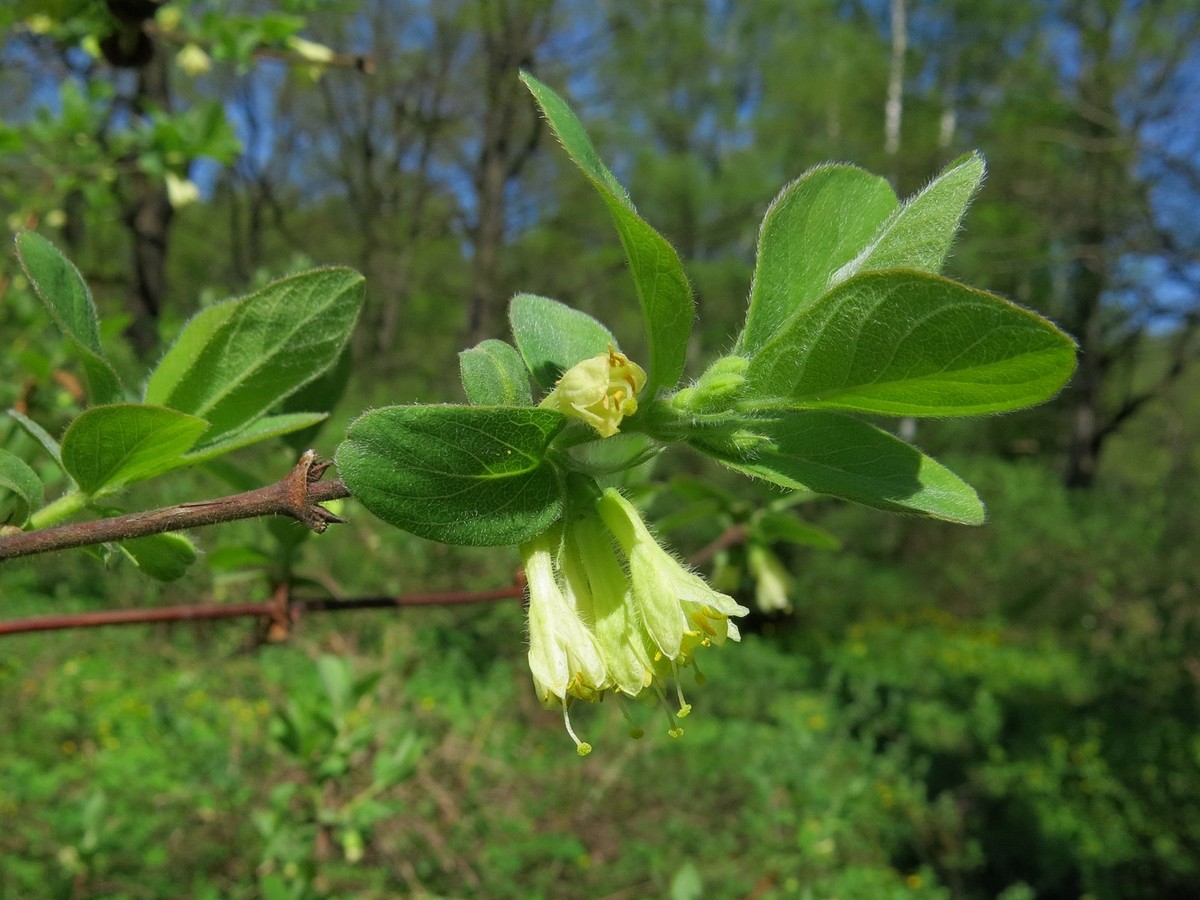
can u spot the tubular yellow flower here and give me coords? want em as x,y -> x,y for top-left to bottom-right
520,527 -> 608,755
563,517 -> 657,699
540,348 -> 647,438
596,488 -> 749,665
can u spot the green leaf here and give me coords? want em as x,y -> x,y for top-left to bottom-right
459,338 -> 534,405
181,413 -> 328,465
0,448 -> 43,526
61,404 -> 209,495
143,301 -> 239,403
744,270 -> 1077,417
281,347 -> 353,451
521,72 -> 693,395
831,152 -> 985,288
696,411 -> 985,524
207,544 -> 274,572
336,405 -> 566,546
737,164 -> 898,355
15,231 -> 125,404
6,407 -> 67,474
754,511 -> 841,550
119,532 -> 197,581
144,268 -> 364,443
318,654 -> 353,718
508,294 -> 616,391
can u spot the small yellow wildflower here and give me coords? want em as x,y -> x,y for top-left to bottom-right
540,348 -> 647,438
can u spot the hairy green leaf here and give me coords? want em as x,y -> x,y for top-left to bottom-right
0,448 -> 43,526
119,532 -> 197,581
61,404 -> 209,495
521,72 -> 693,394
144,301 -> 239,404
182,413 -> 328,465
336,405 -> 566,546
738,164 -> 898,354
697,411 -> 985,524
744,270 -> 1077,416
6,407 -> 67,474
281,347 -> 353,451
15,231 -> 125,404
144,268 -> 363,443
460,338 -> 535,405
831,152 -> 985,288
508,294 -> 616,391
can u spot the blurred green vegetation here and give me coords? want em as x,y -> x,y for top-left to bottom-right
2,395 -> 1197,897
2,1 -> 1199,897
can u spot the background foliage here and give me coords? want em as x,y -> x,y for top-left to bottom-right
1,1 -> 1197,898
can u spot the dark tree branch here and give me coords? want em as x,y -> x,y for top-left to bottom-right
0,586 -> 526,638
0,452 -> 349,562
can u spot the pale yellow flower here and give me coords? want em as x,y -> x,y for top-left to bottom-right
540,348 -> 646,438
748,543 -> 794,613
596,488 -> 748,666
520,527 -> 608,755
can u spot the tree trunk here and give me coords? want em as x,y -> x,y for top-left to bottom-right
1062,232 -> 1106,488
465,0 -> 549,345
120,44 -> 174,357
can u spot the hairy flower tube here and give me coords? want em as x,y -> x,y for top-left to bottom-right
520,527 -> 609,755
539,348 -> 647,437
596,488 -> 749,670
562,516 -> 657,700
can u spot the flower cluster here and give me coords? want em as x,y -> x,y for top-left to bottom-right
520,487 -> 749,755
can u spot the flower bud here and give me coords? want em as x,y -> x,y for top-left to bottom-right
672,355 -> 748,413
747,543 -> 793,613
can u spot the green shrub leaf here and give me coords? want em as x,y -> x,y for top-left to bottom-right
831,152 -> 985,288
459,338 -> 533,406
744,270 -> 1077,416
738,165 -> 898,355
119,532 -> 197,581
61,404 -> 209,495
754,512 -> 842,550
6,408 -> 67,474
508,294 -> 617,391
336,405 -> 566,546
15,231 -> 125,405
0,448 -> 43,526
144,268 -> 363,443
182,413 -> 328,465
521,72 -> 693,394
696,411 -> 985,524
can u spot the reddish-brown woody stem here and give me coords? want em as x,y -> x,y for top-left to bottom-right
0,451 -> 349,562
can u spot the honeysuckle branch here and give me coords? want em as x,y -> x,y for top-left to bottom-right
0,451 -> 348,562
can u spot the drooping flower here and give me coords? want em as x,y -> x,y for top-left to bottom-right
563,516 -> 657,700
747,543 -> 794,613
540,348 -> 647,438
520,527 -> 609,755
595,488 -> 749,668
521,484 -> 750,751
